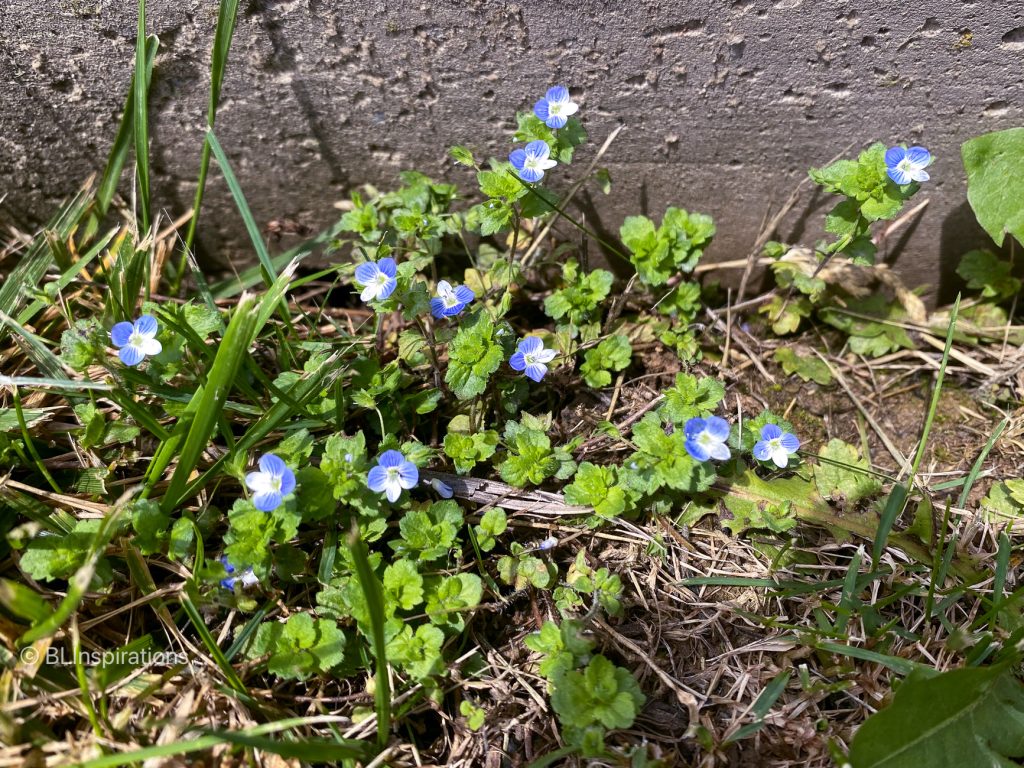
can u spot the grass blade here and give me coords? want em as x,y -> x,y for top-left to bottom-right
871,295 -> 959,568
83,35 -> 158,241
349,522 -> 391,748
177,0 -> 241,289
134,0 -> 152,233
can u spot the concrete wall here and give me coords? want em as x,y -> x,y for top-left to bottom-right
2,1 -> 1022,301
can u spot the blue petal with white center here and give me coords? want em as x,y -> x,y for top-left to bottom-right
355,257 -> 398,303
430,280 -> 476,319
684,416 -> 732,462
109,315 -> 162,367
753,423 -> 801,468
509,140 -> 558,183
885,144 -> 931,185
220,556 -> 259,590
245,452 -> 296,512
368,449 -> 419,503
509,335 -> 557,382
533,85 -> 579,130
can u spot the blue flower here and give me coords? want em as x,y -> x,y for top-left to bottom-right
885,145 -> 931,185
354,258 -> 398,302
428,477 -> 454,498
534,85 -> 579,129
509,140 -> 557,183
509,336 -> 557,382
684,416 -> 732,462
245,453 -> 296,512
368,449 -> 419,503
430,280 -> 475,319
220,556 -> 259,590
110,315 -> 162,366
752,424 -> 800,468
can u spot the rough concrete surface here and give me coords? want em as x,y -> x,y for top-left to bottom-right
1,1 -> 1022,300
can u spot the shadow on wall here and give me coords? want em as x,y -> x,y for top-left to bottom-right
937,201 -> 1013,306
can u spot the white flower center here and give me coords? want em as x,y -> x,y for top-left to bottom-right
129,331 -> 145,347
524,351 -> 542,365
524,156 -> 543,171
269,475 -> 282,492
548,102 -> 564,116
699,432 -> 715,447
441,288 -> 460,308
386,467 -> 400,483
372,273 -> 389,288
898,159 -> 914,172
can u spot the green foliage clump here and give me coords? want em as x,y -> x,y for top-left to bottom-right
579,335 -> 632,388
620,207 -> 715,287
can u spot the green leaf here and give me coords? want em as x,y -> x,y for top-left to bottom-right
814,439 -> 882,505
477,168 -> 526,201
849,664 -> 1024,768
563,463 -> 628,519
246,613 -> 347,681
391,501 -> 463,561
773,347 -> 834,386
19,519 -> 115,584
474,506 -> 507,551
579,335 -> 632,388
659,373 -> 725,425
445,311 -> 504,400
497,418 -> 569,487
759,295 -> 813,335
382,559 -> 424,611
130,499 -> 171,556
543,260 -> 613,328
386,623 -> 445,680
956,249 -> 1021,300
442,429 -> 498,474
424,572 -> 482,631
449,145 -> 476,167
620,207 -> 715,287
550,655 -> 645,731
962,127 -> 1024,248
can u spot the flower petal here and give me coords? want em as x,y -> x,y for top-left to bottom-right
430,298 -> 447,319
906,146 -> 931,167
546,85 -> 569,103
771,445 -> 790,468
378,450 -> 405,468
709,442 -> 732,461
398,462 -> 419,488
385,480 -> 402,503
533,98 -> 550,122
279,468 -> 297,496
135,314 -> 159,338
760,423 -> 783,441
780,432 -> 801,453
524,362 -> 548,382
509,148 -> 527,170
518,336 -> 543,354
442,302 -> 466,317
110,321 -> 134,347
525,140 -> 550,160
367,466 -> 389,492
377,257 -> 397,278
705,416 -> 731,441
517,166 -> 543,183
887,167 -> 911,185
684,417 -> 707,440
562,101 -> 579,117
354,262 -> 379,285
884,146 -> 906,168
909,168 -> 930,183
685,437 -> 710,462
259,453 -> 288,477
509,351 -> 527,371
140,337 -> 162,356
436,280 -> 453,296
377,278 -> 397,301
753,440 -> 772,461
454,285 -> 475,303
253,490 -> 283,512
245,471 -> 272,493
118,345 -> 145,366
545,114 -> 568,129
534,348 -> 557,363
538,158 -> 558,170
